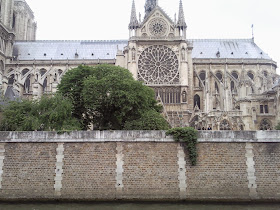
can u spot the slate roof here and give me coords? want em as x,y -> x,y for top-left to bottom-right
13,40 -> 128,61
13,39 -> 272,61
190,39 -> 271,60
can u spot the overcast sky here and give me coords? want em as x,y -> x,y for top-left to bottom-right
26,0 -> 279,73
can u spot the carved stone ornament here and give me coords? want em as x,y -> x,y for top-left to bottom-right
138,45 -> 179,84
148,18 -> 168,37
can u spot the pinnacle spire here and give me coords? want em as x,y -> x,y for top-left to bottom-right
145,0 -> 157,18
177,0 -> 187,29
129,0 -> 139,29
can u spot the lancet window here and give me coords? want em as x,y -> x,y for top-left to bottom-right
24,75 -> 31,93
199,71 -> 206,87
154,87 -> 181,104
248,71 -> 254,80
194,94 -> 201,109
232,71 -> 239,80
216,72 -> 223,83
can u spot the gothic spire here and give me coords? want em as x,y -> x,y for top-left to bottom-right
129,0 -> 139,29
145,0 -> 157,18
177,0 -> 187,29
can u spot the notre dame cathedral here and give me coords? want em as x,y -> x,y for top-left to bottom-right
0,0 -> 279,130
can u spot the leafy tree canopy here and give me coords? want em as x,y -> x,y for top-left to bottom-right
0,94 -> 81,131
124,110 -> 170,130
57,65 -> 95,129
58,64 -> 168,130
82,65 -> 163,130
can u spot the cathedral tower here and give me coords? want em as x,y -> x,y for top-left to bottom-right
117,0 -> 193,127
144,0 -> 157,18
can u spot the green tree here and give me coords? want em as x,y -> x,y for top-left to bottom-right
57,65 -> 95,129
82,65 -> 163,130
36,95 -> 81,131
276,122 -> 280,130
0,95 -> 81,131
0,99 -> 39,131
124,110 -> 170,130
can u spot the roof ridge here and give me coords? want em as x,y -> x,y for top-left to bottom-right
15,40 -> 129,43
188,38 -> 253,42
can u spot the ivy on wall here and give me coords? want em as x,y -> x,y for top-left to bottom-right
166,127 -> 198,166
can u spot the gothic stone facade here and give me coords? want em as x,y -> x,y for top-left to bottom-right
0,0 -> 279,130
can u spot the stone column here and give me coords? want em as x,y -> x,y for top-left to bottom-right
127,42 -> 137,80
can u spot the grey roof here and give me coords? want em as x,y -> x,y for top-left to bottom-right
189,39 -> 271,60
13,40 -> 128,61
13,39 -> 272,61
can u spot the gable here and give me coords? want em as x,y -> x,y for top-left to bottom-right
139,7 -> 176,39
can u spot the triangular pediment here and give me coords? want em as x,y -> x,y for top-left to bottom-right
142,6 -> 174,26
139,6 -> 176,39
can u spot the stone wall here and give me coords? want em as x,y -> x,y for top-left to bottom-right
0,131 -> 279,201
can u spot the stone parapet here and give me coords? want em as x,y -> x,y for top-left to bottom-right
0,130 -> 279,143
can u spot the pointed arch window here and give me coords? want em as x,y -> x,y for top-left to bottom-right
40,69 -> 47,76
248,71 -> 254,80
22,69 -> 29,76
231,71 -> 239,80
8,74 -> 15,85
216,71 -> 223,83
58,69 -> 63,75
24,75 -> 31,93
194,94 -> 201,109
199,71 -> 206,87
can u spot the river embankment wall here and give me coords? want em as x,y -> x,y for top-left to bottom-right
0,130 -> 279,202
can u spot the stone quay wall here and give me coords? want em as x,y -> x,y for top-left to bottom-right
0,130 -> 279,202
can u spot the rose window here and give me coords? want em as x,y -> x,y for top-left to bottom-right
138,45 -> 179,84
148,18 -> 168,37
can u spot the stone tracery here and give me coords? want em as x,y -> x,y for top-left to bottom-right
138,45 -> 179,84
148,18 -> 168,37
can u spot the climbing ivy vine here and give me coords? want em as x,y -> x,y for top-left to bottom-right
166,127 -> 198,166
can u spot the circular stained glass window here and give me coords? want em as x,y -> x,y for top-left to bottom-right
138,45 -> 179,84
148,18 -> 168,37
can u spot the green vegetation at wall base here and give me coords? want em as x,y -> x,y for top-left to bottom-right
166,127 -> 198,166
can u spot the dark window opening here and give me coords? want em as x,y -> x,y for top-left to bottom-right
8,74 -> 15,85
22,69 -> 29,76
232,72 -> 239,80
194,95 -> 201,109
199,71 -> 206,87
248,72 -> 254,80
216,72 -> 223,82
260,105 -> 264,114
154,88 -> 181,104
215,82 -> 219,93
43,78 -> 47,93
24,75 -> 31,93
12,14 -> 16,29
264,105 -> 269,113
40,69 -> 47,76
260,105 -> 269,114
231,81 -> 235,92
